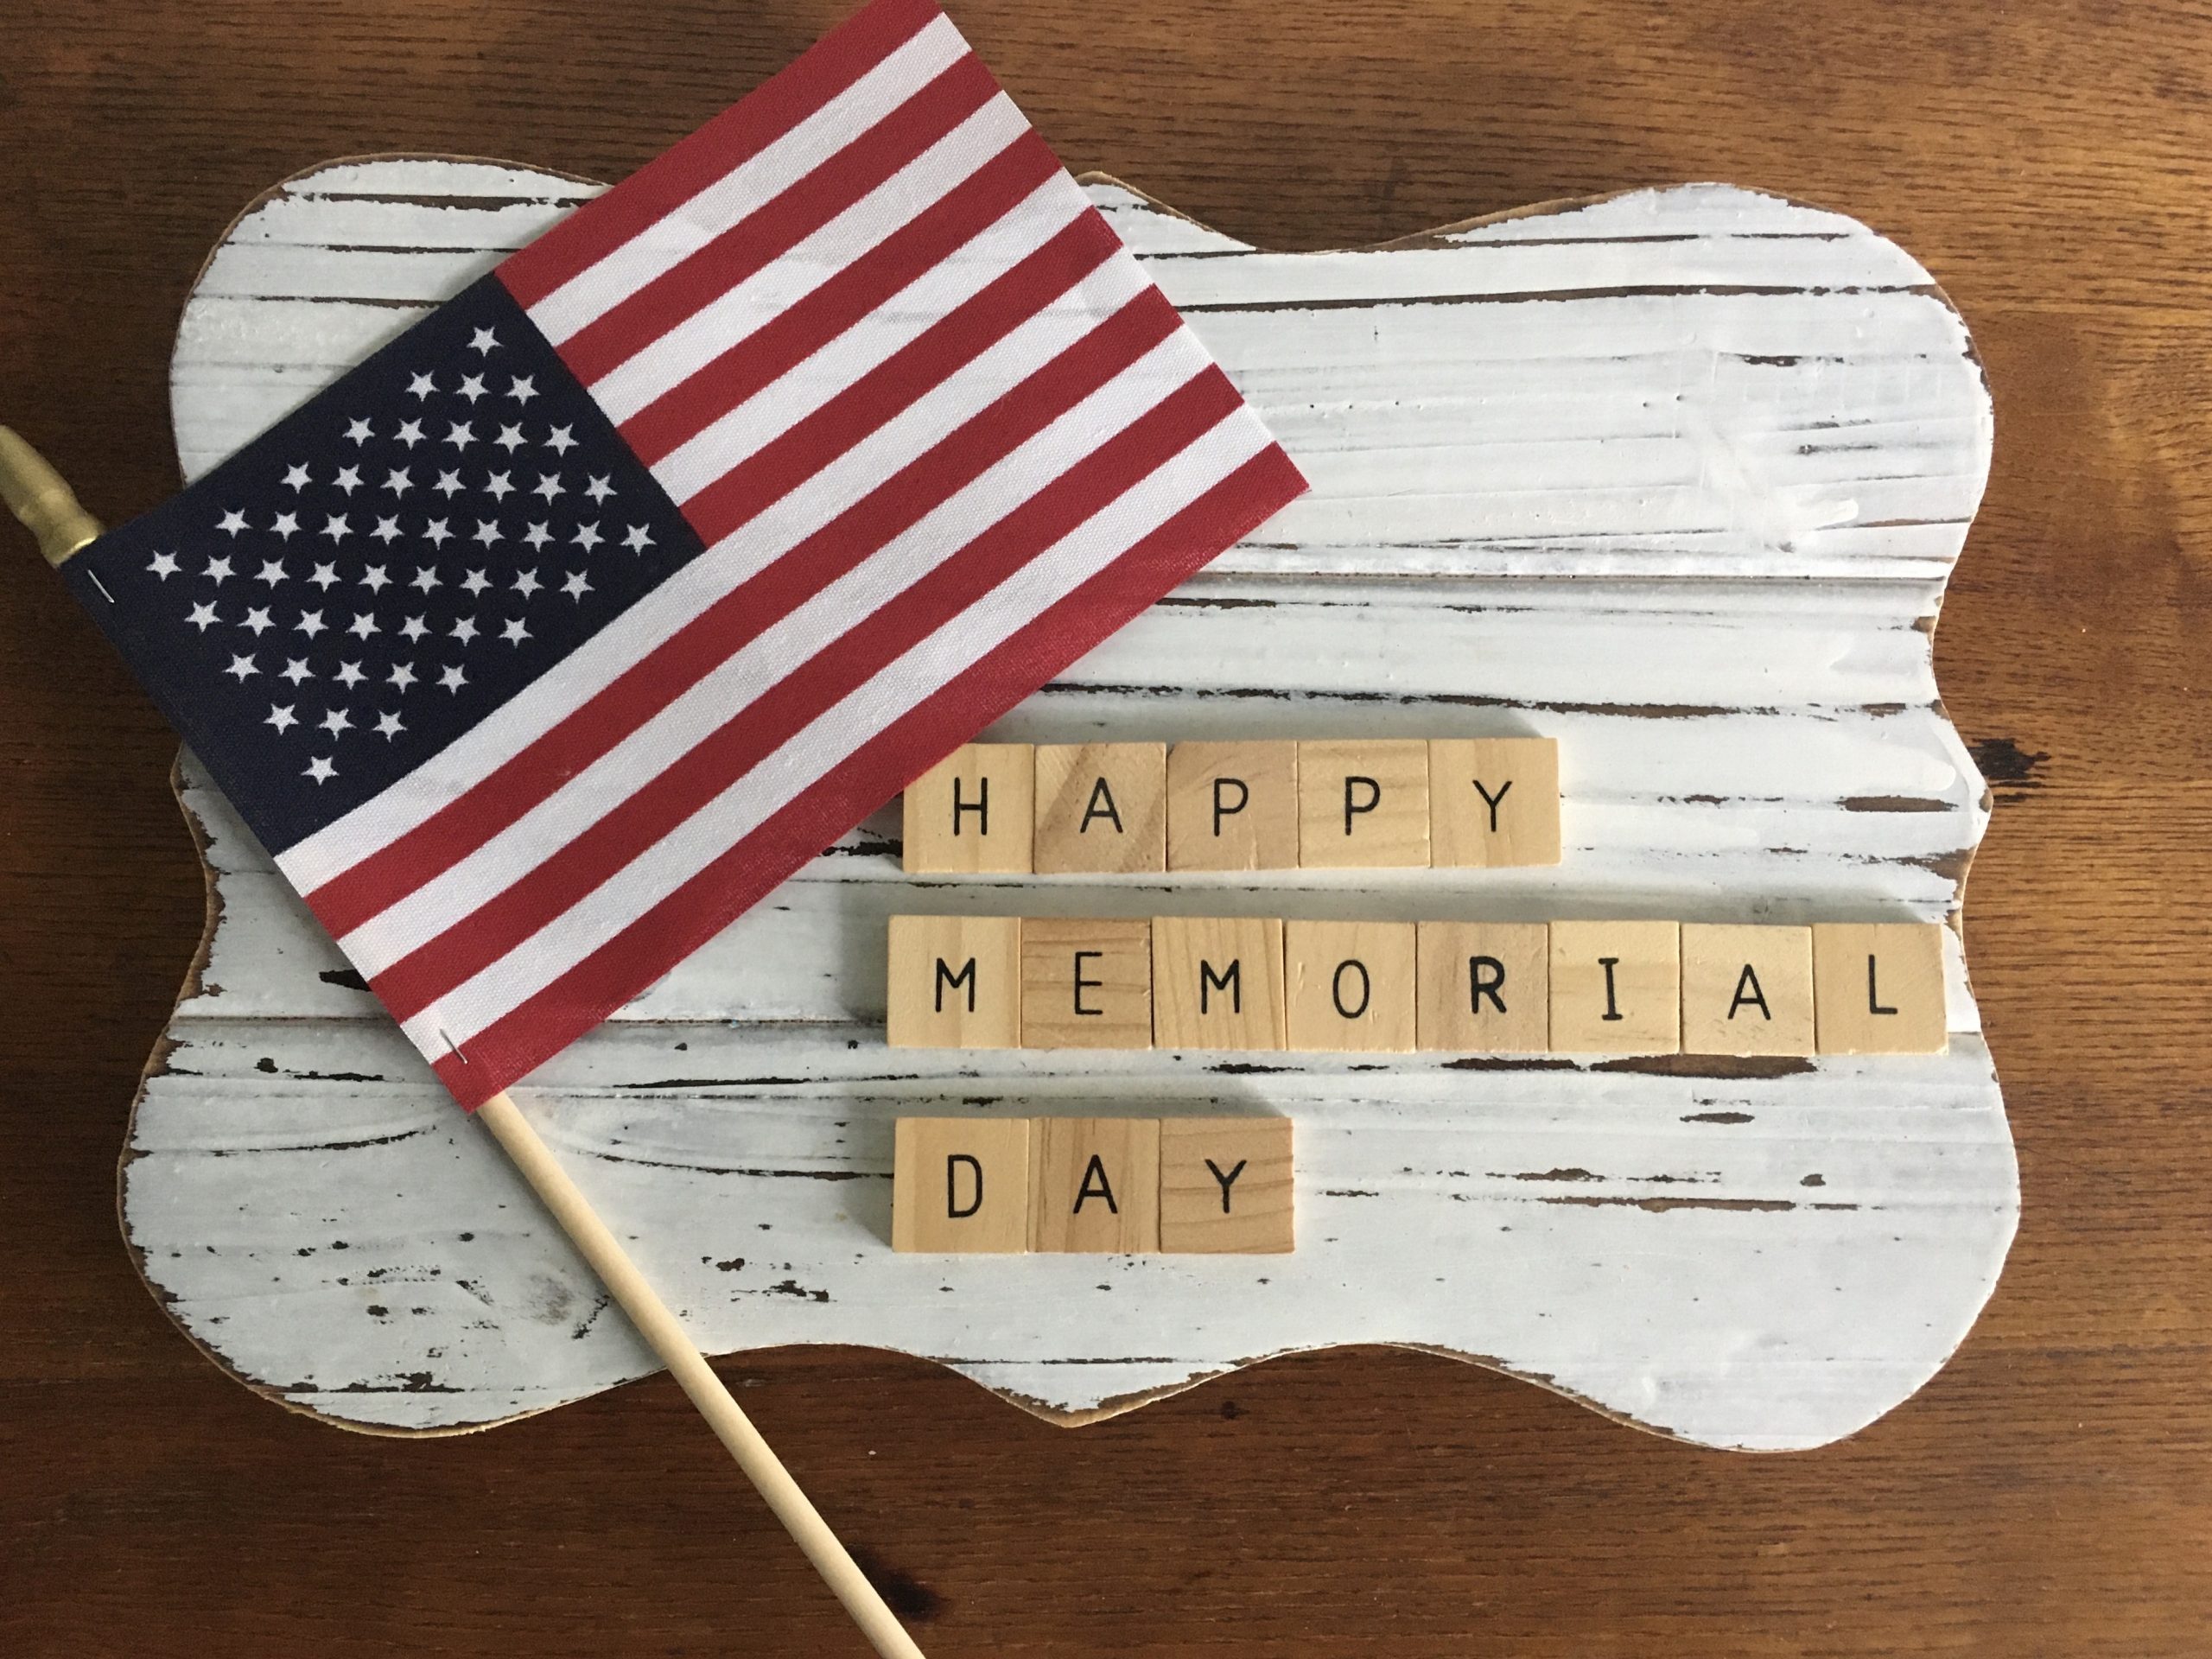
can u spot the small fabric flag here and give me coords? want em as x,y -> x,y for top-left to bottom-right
65,0 -> 1306,1108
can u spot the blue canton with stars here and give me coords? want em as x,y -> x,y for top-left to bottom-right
67,276 -> 706,855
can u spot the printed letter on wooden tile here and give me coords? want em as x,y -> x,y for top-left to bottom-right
884,914 -> 1022,1049
1152,916 -> 1287,1050
1297,740 -> 1430,868
1681,923 -> 1815,1057
1548,919 -> 1681,1054
1284,918 -> 1417,1052
892,1117 -> 1033,1253
1166,741 -> 1298,871
1029,1116 -> 1160,1252
1020,918 -> 1153,1049
901,744 -> 1034,874
1033,742 -> 1166,874
1415,920 -> 1550,1052
1813,922 -> 1948,1054
1428,737 -> 1561,868
1160,1116 -> 1294,1254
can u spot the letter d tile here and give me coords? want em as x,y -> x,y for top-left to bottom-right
892,1118 -> 1033,1252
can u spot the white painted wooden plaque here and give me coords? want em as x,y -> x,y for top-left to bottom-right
124,158 -> 2014,1451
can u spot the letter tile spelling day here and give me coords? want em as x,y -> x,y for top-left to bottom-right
889,1116 -> 1294,1255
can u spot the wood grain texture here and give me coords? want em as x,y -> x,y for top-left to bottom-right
1681,922 -> 1816,1058
1157,1116 -> 1294,1254
883,914 -> 1023,1049
3,2 -> 2206,1653
1814,920 -> 1949,1054
1164,738 -> 1298,870
1150,914 -> 1287,1050
1295,739 -> 1429,868
1428,736 -> 1560,868
901,742 -> 1035,873
1033,742 -> 1167,874
892,1116 -> 1032,1253
1414,918 -> 1549,1053
1027,1116 -> 1161,1254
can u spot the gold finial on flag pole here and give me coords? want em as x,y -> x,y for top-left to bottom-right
2,435 -> 930,1659
0,426 -> 103,566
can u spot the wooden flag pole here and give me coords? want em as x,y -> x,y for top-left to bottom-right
1,427 -> 928,1659
474,1093 -> 926,1658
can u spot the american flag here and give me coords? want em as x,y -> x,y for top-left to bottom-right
65,0 -> 1305,1109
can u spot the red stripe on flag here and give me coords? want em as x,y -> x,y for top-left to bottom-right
552,49 -> 1001,387
618,130 -> 1062,466
498,0 -> 945,309
304,280 -> 1175,943
674,208 -> 1127,545
371,334 -> 1232,1024
432,438 -> 1306,1108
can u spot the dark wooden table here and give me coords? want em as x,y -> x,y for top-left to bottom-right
6,3 -> 2208,1652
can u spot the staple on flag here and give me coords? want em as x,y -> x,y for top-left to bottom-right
62,0 -> 1306,1108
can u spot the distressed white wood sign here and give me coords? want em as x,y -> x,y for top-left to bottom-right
126,158 -> 2014,1450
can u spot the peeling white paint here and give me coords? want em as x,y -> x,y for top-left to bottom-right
128,161 -> 2013,1449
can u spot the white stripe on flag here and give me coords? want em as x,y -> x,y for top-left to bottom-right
588,92 -> 1032,421
526,12 -> 970,345
650,173 -> 1088,503
399,405 -> 1274,1055
276,249 -> 1160,898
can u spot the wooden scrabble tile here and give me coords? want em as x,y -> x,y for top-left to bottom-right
1152,917 -> 1287,1050
1548,919 -> 1681,1054
1160,1116 -> 1294,1254
1681,923 -> 1815,1057
1020,918 -> 1153,1049
1812,922 -> 1948,1054
1033,743 -> 1166,874
901,744 -> 1033,874
1284,919 -> 1417,1052
1415,921 -> 1550,1052
1428,737 -> 1561,868
892,1117 -> 1033,1253
1166,741 -> 1299,871
1029,1116 -> 1160,1252
884,915 -> 1022,1049
1297,740 -> 1429,868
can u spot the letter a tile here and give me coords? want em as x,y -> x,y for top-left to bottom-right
1030,1116 -> 1160,1252
1681,923 -> 1814,1056
1034,742 -> 1167,874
